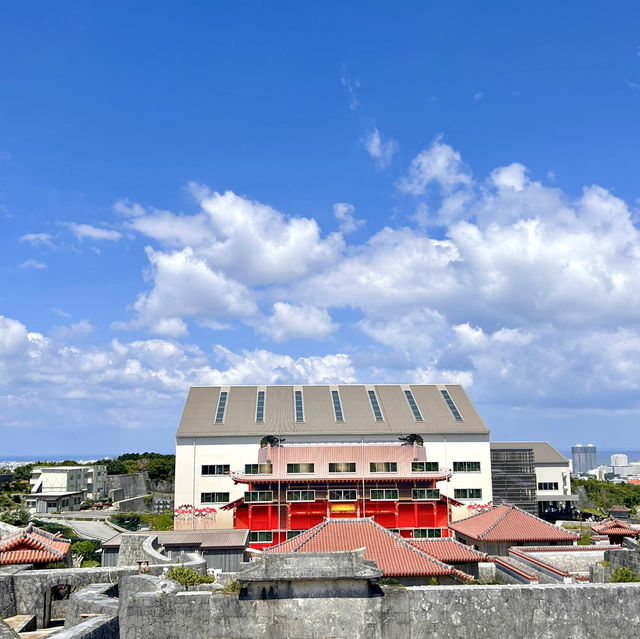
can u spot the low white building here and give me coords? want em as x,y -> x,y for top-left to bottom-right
175,384 -> 493,529
27,465 -> 107,513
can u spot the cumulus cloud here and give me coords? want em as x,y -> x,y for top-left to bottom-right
68,223 -> 122,241
397,138 -> 472,195
256,303 -> 338,343
363,127 -> 398,169
49,319 -> 95,341
333,203 -> 363,234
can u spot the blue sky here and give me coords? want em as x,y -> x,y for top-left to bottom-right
2,2 -> 640,456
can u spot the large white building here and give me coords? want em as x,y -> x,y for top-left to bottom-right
174,384 -> 493,529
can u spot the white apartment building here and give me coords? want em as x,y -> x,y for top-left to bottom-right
175,384 -> 493,529
27,465 -> 107,514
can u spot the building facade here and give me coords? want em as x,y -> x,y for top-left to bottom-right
27,465 -> 107,513
571,444 -> 597,474
174,385 -> 493,534
491,442 -> 576,520
490,447 -> 537,514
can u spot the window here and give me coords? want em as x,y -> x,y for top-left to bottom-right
329,489 -> 357,501
294,389 -> 304,422
256,390 -> 265,423
538,482 -> 559,491
286,490 -> 315,502
202,464 -> 230,476
287,530 -> 304,539
215,391 -> 228,423
249,531 -> 272,542
453,461 -> 481,473
244,491 -> 273,503
201,492 -> 230,503
370,489 -> 398,501
454,488 -> 482,499
368,390 -> 384,421
329,462 -> 356,473
412,488 -> 440,500
412,461 -> 439,472
414,528 -> 442,538
370,462 -> 397,473
404,389 -> 424,421
440,389 -> 463,421
287,463 -> 314,474
244,463 -> 273,475
331,390 -> 344,422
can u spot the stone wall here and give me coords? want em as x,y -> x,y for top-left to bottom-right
0,574 -> 16,619
48,616 -> 118,639
9,551 -> 205,627
0,620 -> 18,639
113,496 -> 150,512
64,583 -> 119,628
106,474 -> 146,501
117,534 -> 172,567
519,547 -> 611,573
118,575 -> 640,639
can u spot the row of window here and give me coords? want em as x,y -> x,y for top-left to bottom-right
200,488 -> 481,503
213,387 -> 463,424
201,460 -> 480,475
248,529 -> 444,543
538,482 -> 559,491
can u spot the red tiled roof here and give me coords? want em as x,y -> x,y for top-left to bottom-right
266,517 -> 473,581
0,523 -> 71,566
449,505 -> 579,543
591,518 -> 639,538
608,505 -> 631,512
627,479 -> 640,486
406,538 -> 487,563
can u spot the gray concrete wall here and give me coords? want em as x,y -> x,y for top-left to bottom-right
114,496 -> 150,513
118,575 -> 640,639
106,474 -> 145,501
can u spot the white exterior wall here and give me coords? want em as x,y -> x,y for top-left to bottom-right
175,433 -> 492,529
535,463 -> 570,496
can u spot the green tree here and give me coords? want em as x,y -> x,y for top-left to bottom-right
146,457 -> 175,482
0,506 -> 30,526
71,540 -> 100,562
610,566 -> 640,583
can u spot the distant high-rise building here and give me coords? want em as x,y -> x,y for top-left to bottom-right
571,444 -> 597,474
611,453 -> 629,467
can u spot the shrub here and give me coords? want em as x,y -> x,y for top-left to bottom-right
610,566 -> 640,583
167,566 -> 215,586
81,560 -> 100,568
378,577 -> 403,587
221,580 -> 241,594
72,540 -> 100,562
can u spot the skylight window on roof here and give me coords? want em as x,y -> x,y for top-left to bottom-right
367,390 -> 384,421
215,391 -> 228,423
331,390 -> 344,422
294,389 -> 304,422
440,389 -> 463,421
404,389 -> 424,421
256,390 -> 265,423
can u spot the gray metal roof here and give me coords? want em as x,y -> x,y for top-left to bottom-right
490,442 -> 569,465
176,384 -> 489,437
102,529 -> 249,549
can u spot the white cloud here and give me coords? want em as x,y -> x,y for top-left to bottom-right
69,223 -> 122,241
473,92 -> 484,100
20,233 -> 53,247
19,259 -> 47,270
256,303 -> 337,342
49,320 -> 95,341
397,138 -> 472,195
490,163 -> 528,191
340,71 -> 360,111
333,202 -> 363,234
363,127 -> 398,169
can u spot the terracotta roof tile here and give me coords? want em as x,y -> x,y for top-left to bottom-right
449,505 -> 578,543
0,523 -> 71,566
591,518 -> 639,538
406,538 -> 487,563
267,517 -> 473,581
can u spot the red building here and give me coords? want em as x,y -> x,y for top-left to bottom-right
225,441 -> 456,548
